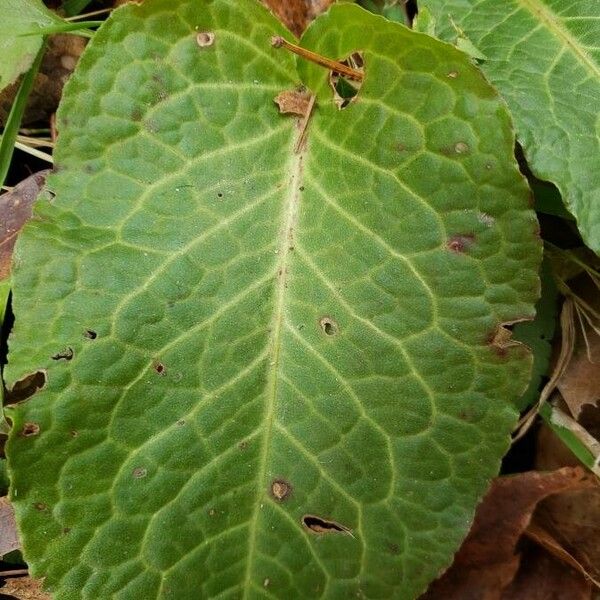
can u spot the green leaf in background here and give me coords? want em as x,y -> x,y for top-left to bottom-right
421,0 -> 600,253
0,0 -> 61,92
513,259 -> 559,410
5,1 -> 541,597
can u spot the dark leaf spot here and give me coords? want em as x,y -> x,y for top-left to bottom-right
21,422 -> 40,437
154,362 -> 166,375
52,347 -> 73,361
447,234 -> 475,253
132,467 -> 147,479
302,514 -> 352,535
387,542 -> 401,555
319,316 -> 338,336
271,479 -> 292,501
84,329 -> 97,340
70,430 -> 79,437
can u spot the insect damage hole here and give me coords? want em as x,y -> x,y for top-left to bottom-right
302,515 -> 352,535
6,370 -> 47,405
330,51 -> 364,109
319,316 -> 338,336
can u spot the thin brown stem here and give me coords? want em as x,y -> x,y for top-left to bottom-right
271,37 -> 364,81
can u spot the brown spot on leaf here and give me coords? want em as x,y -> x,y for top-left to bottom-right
132,467 -> 147,479
454,141 -> 469,154
33,502 -> 47,511
21,422 -> 40,437
447,71 -> 459,78
154,362 -> 166,375
302,514 -> 352,535
84,329 -> 97,339
271,479 -> 292,501
387,542 -> 401,555
447,234 -> 475,253
196,31 -> 215,47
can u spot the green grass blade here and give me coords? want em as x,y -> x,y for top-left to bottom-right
0,46 -> 45,189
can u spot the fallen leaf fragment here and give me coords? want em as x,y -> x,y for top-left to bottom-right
419,467 -> 596,600
0,35 -> 85,127
274,88 -> 311,116
1,576 -> 51,600
263,0 -> 335,36
0,497 -> 20,556
0,170 -> 49,280
502,544 -> 592,600
558,327 -> 600,418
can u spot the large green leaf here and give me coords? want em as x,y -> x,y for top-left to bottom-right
0,0 -> 60,92
5,1 -> 541,598
420,0 -> 600,253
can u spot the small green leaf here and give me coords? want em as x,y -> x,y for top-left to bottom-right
413,7 -> 437,36
421,0 -> 600,253
0,0 -> 61,91
6,1 -> 541,598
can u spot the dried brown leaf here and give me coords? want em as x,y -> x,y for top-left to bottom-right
0,35 -> 85,127
274,89 -> 311,116
419,468 -> 595,600
558,329 -> 600,418
502,545 -> 592,600
263,0 -> 335,37
1,576 -> 51,600
0,170 -> 49,281
0,497 -> 20,557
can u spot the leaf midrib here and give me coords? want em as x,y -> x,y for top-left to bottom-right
242,125 -> 305,596
515,0 -> 600,79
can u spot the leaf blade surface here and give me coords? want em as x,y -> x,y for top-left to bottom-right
6,1 -> 541,598
421,0 -> 600,253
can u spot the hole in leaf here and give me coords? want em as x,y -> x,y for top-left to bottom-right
21,422 -> 40,437
84,329 -> 97,340
302,515 -> 352,535
154,362 -> 166,375
319,316 -> 338,336
6,370 -> 46,405
51,347 -> 73,361
330,51 -> 364,109
270,479 -> 292,501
